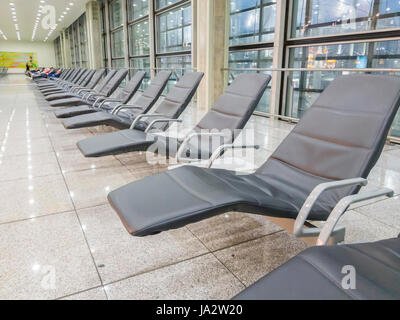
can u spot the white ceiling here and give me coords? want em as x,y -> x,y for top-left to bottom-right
0,0 -> 89,42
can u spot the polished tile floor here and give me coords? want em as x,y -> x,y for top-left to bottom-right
0,74 -> 399,300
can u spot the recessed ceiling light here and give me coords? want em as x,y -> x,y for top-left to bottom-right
66,8 -> 70,11
69,2 -> 74,6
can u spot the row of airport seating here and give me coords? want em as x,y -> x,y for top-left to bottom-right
34,67 -> 400,299
0,67 -> 8,77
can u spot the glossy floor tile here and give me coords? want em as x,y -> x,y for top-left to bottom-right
214,232 -> 308,286
187,212 -> 282,252
104,254 -> 244,300
61,287 -> 108,300
0,151 -> 60,182
353,196 -> 400,229
0,174 -> 74,223
0,211 -> 101,299
77,204 -> 208,284
1,74 -> 400,300
63,166 -> 134,209
56,149 -> 121,173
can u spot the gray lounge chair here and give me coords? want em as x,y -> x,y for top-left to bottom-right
234,236 -> 400,300
64,71 -> 203,130
43,69 -> 105,101
37,68 -> 75,90
37,68 -> 72,88
39,69 -> 87,95
107,74 -> 400,238
77,73 -> 271,158
49,69 -> 128,107
40,69 -> 85,94
55,71 -> 171,119
54,70 -> 147,118
43,69 -> 96,99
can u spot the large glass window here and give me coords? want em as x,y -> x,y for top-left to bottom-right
292,0 -> 400,38
110,0 -> 123,30
130,57 -> 151,89
79,15 -> 88,68
129,20 -> 150,56
112,59 -> 125,69
111,29 -> 125,58
229,49 -> 274,113
156,4 -> 192,54
54,37 -> 62,67
156,0 -> 181,10
286,40 -> 400,125
230,0 -> 276,45
128,0 -> 149,22
228,1 -> 276,114
68,27 -> 76,67
157,55 -> 192,92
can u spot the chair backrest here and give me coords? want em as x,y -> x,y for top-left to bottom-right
194,73 -> 271,138
99,69 -> 128,96
65,69 -> 79,81
60,69 -> 71,80
150,72 -> 204,129
80,69 -> 96,87
132,71 -> 171,113
115,71 -> 146,103
95,69 -> 117,92
86,69 -> 106,89
76,69 -> 93,86
70,69 -> 84,83
182,73 -> 271,159
256,74 -> 400,219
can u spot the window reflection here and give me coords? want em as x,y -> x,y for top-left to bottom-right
156,55 -> 192,93
229,49 -> 273,113
286,40 -> 400,136
110,0 -> 123,30
129,20 -> 150,56
128,0 -> 149,22
292,0 -> 400,38
156,0 -> 181,10
156,5 -> 192,54
230,0 -> 276,45
130,57 -> 151,89
111,29 -> 125,59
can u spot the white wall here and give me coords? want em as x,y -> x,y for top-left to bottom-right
0,40 -> 56,73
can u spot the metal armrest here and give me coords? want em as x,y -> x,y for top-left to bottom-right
293,177 -> 370,244
92,96 -> 108,108
86,93 -> 106,102
144,119 -> 182,133
316,188 -> 394,246
97,98 -> 123,110
112,104 -> 143,114
130,114 -> 170,129
206,144 -> 260,168
176,132 -> 231,162
71,85 -> 86,93
77,88 -> 94,95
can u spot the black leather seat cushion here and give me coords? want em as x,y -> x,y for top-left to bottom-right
108,74 -> 400,237
49,96 -> 89,107
77,129 -> 155,157
234,237 -> 400,300
63,112 -> 131,129
108,165 -> 305,236
54,105 -> 98,118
